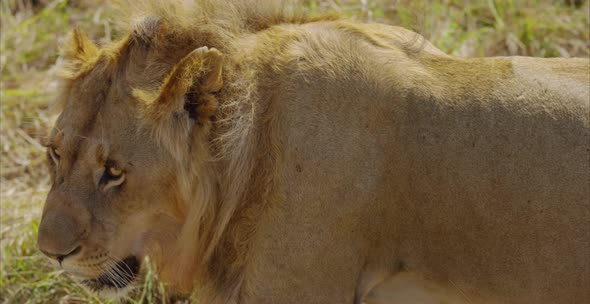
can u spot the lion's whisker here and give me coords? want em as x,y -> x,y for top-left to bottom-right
106,255 -> 135,283
104,258 -> 129,285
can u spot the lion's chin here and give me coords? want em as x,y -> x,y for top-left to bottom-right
81,256 -> 140,298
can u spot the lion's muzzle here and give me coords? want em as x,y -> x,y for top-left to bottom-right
37,190 -> 91,263
37,208 -> 86,263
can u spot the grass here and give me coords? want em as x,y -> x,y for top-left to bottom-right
0,0 -> 588,303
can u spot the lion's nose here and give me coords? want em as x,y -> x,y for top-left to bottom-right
37,208 -> 85,263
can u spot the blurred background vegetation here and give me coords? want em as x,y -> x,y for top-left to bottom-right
1,0 -> 588,303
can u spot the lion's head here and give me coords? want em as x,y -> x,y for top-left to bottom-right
36,11 -> 230,297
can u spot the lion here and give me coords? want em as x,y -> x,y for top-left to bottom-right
36,1 -> 589,303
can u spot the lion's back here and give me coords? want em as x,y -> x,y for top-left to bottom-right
247,20 -> 590,303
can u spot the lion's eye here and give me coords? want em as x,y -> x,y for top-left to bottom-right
49,147 -> 61,164
102,165 -> 125,190
107,166 -> 122,177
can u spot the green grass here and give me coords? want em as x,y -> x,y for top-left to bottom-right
1,0 -> 588,303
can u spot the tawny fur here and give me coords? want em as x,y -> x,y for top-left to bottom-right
37,1 -> 589,303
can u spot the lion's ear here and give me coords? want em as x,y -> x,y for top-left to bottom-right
60,29 -> 99,77
138,46 -> 223,127
136,47 -> 223,160
154,46 -> 222,124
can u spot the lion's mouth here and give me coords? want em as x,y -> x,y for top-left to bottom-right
81,256 -> 140,291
